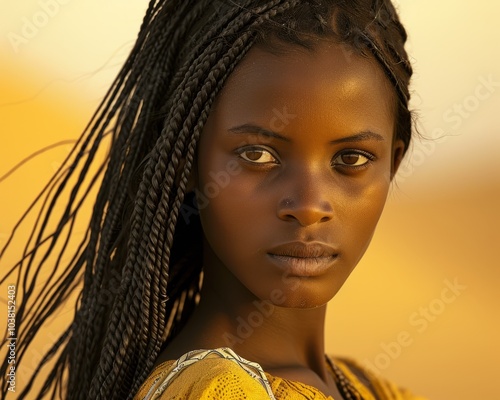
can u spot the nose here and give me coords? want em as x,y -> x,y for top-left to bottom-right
276,170 -> 334,227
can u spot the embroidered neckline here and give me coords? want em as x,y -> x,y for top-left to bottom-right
142,347 -> 365,400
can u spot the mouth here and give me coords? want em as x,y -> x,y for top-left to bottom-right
266,242 -> 339,277
267,241 -> 337,258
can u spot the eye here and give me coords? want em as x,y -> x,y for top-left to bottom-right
332,150 -> 374,168
236,146 -> 278,164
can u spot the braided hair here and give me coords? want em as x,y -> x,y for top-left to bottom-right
0,0 -> 413,398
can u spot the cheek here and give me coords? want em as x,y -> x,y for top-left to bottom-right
341,179 -> 391,261
195,158 -> 257,261
196,178 -> 277,301
198,176 -> 266,241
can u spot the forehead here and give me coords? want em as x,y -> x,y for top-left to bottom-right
211,41 -> 395,136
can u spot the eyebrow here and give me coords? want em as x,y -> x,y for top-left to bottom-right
228,124 -> 291,142
227,123 -> 385,144
331,131 -> 385,144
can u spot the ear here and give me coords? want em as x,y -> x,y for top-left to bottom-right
390,138 -> 406,180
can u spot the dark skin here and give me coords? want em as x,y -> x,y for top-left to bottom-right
157,41 -> 405,398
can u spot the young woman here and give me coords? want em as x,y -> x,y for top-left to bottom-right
1,1 -> 423,399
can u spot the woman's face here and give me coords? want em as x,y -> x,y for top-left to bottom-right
194,41 -> 404,308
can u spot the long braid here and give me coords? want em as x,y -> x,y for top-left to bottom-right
85,2 -> 250,394
1,1 -> 413,399
91,3 -> 303,397
137,0 -> 305,384
3,1 -> 177,396
65,3 -> 212,396
66,4 -> 173,387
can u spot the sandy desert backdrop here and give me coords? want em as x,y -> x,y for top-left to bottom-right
1,1 -> 499,399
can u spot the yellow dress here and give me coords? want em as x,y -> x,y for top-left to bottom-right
134,348 -> 425,400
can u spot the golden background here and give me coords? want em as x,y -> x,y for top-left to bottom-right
1,1 -> 499,399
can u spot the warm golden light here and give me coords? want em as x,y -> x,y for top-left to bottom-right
1,1 -> 498,399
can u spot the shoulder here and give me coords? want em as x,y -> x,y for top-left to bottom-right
331,356 -> 427,400
134,349 -> 273,400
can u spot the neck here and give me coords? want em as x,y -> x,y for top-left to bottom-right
168,267 -> 330,381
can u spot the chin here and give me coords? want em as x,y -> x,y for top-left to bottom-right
255,278 -> 344,310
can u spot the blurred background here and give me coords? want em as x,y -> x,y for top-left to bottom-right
0,1 -> 498,399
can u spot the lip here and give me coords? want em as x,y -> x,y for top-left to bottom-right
266,242 -> 339,277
